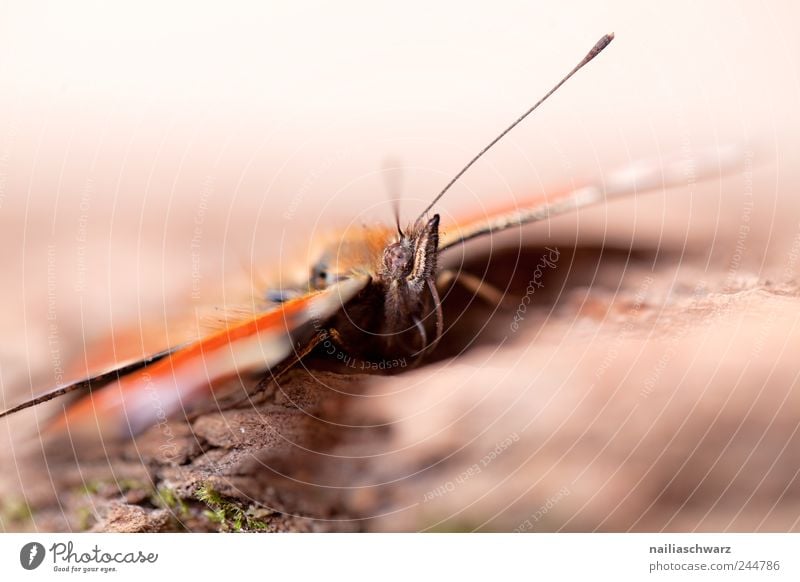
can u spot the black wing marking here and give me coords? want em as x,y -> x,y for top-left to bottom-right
0,344 -> 183,420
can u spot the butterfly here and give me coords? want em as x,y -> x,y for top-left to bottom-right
0,33 -> 737,443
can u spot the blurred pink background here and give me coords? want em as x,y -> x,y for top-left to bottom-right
1,1 -> 797,318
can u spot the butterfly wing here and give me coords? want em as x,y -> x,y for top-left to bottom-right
10,276 -> 368,441
439,145 -> 743,252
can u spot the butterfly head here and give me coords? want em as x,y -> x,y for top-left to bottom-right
381,240 -> 414,278
380,214 -> 440,287
373,213 -> 442,354
295,214 -> 442,358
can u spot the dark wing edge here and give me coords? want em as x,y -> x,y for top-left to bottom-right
0,344 -> 184,420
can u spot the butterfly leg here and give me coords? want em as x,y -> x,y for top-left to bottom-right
437,269 -> 515,309
423,277 -> 444,355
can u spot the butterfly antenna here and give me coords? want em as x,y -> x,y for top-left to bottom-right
392,197 -> 402,237
382,158 -> 405,236
415,33 -> 615,224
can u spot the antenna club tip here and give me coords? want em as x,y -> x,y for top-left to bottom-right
585,32 -> 615,61
597,32 -> 615,49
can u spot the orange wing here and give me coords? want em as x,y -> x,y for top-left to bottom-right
439,145 -> 743,251
3,276 -> 368,441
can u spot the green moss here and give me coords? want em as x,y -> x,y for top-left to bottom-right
79,481 -> 102,495
152,486 -> 188,517
77,478 -> 150,499
75,506 -> 93,531
195,483 -> 269,532
0,498 -> 32,527
116,478 -> 149,493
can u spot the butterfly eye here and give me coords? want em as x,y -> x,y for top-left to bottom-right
310,262 -> 331,289
382,242 -> 414,279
